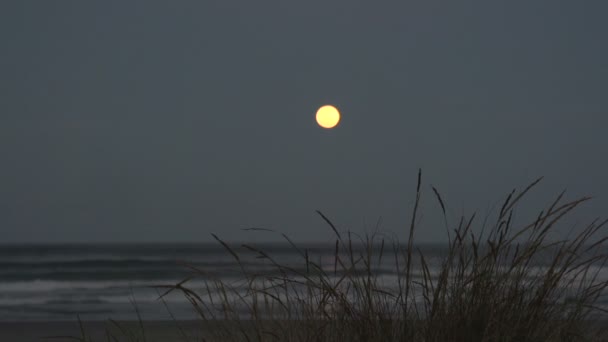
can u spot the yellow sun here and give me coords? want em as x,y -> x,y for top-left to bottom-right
315,105 -> 341,129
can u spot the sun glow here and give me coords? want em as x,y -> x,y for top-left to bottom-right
315,105 -> 341,129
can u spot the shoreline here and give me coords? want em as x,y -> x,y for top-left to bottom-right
2,319 -> 608,342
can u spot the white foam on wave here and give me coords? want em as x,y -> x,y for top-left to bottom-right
0,279 -> 175,293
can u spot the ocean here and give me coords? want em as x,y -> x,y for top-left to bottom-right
1,243 -> 607,322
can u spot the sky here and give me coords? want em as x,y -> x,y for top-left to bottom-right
1,1 -> 607,244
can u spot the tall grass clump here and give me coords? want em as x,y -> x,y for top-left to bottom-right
159,170 -> 608,342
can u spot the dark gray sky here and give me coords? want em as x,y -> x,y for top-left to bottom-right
1,1 -> 607,243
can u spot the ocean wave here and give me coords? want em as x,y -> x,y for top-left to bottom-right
0,280 -> 169,293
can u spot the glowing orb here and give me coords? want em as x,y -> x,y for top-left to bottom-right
315,105 -> 341,129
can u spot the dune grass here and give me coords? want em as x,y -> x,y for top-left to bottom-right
67,171 -> 608,341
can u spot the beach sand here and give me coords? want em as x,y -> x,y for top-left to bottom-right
0,321 -> 211,342
3,319 -> 608,341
